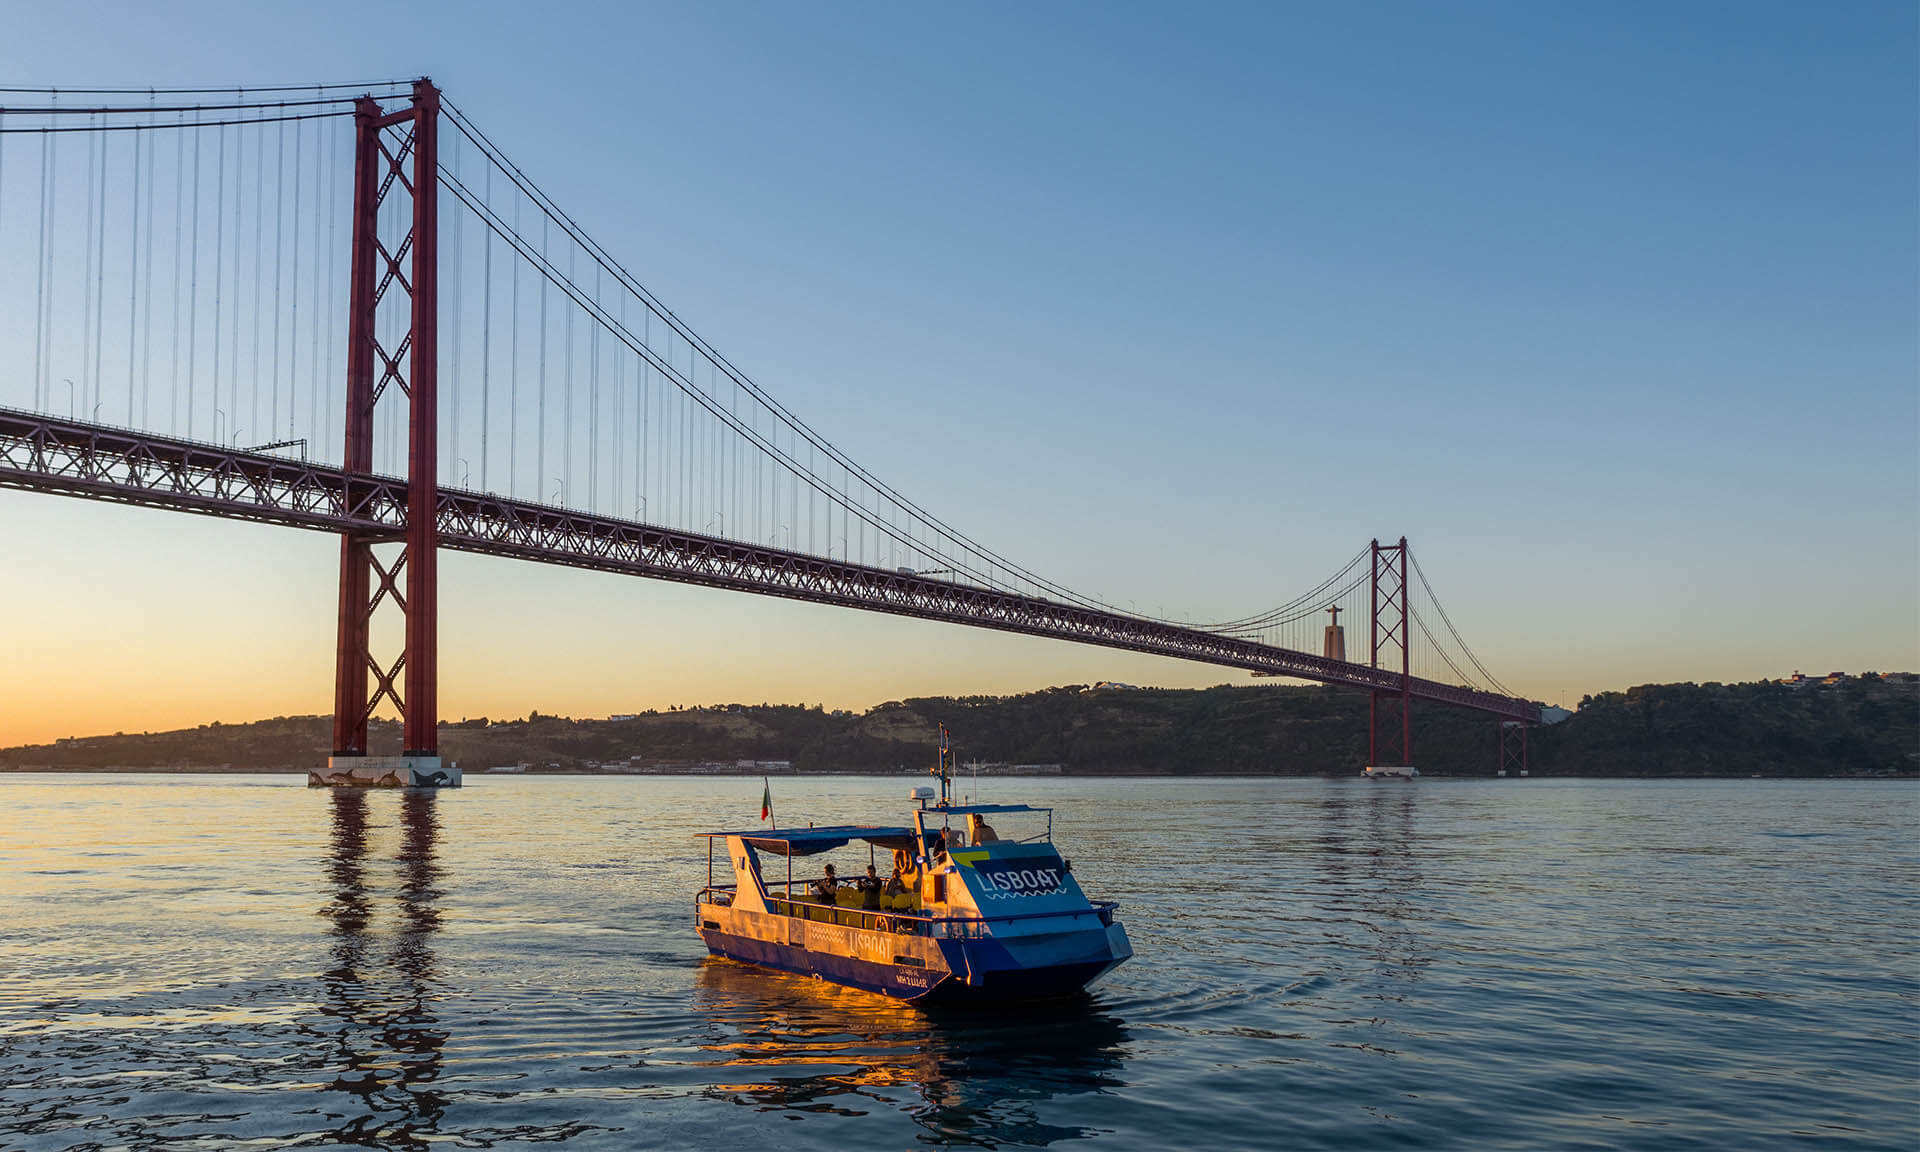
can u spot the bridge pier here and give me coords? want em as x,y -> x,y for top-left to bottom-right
310,756 -> 461,789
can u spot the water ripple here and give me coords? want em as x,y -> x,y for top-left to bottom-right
0,775 -> 1914,1150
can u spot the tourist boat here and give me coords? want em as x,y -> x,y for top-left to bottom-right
693,745 -> 1131,1002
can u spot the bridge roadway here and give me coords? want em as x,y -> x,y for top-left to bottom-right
0,407 -> 1540,724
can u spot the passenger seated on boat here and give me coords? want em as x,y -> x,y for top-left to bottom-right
966,814 -> 1000,844
856,865 -> 884,910
809,863 -> 839,902
883,861 -> 918,911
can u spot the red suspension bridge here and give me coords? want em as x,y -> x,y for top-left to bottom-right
0,79 -> 1541,783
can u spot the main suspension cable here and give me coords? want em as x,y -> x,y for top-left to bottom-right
1409,553 -> 1513,696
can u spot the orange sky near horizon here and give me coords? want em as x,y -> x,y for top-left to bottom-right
1,493 -> 1247,749
6,489 -> 1903,751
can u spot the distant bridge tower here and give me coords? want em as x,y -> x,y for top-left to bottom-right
1367,537 -> 1412,770
313,80 -> 455,789
1499,721 -> 1529,777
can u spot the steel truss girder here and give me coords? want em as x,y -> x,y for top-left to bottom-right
0,410 -> 408,529
0,408 -> 1540,725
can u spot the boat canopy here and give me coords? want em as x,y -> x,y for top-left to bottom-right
926,803 -> 1049,816
700,825 -> 919,856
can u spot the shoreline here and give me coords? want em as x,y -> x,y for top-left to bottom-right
1,767 -> 1909,780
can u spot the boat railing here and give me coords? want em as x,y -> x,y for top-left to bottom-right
924,901 -> 1122,935
763,892 -> 928,935
699,884 -> 1120,937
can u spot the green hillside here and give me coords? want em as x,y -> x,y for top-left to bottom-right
5,676 -> 1912,777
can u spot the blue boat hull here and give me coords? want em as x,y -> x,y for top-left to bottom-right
914,958 -> 1118,1004
698,922 -> 1128,1004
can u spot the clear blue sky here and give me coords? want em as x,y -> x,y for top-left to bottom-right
0,2 -> 1914,743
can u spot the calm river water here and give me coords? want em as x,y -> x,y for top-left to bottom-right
1,774 -> 1914,1150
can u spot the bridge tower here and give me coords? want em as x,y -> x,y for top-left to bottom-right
1367,536 -> 1412,770
313,80 -> 454,789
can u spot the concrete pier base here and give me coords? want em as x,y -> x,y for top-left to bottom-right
1362,765 -> 1420,779
309,755 -> 461,788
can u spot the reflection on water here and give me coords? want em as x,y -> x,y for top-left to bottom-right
314,789 -> 449,1147
1352,784 -> 1427,987
692,959 -> 1130,1146
1312,783 -> 1428,976
1301,781 -> 1431,1075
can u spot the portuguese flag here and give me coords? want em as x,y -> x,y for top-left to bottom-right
760,777 -> 773,826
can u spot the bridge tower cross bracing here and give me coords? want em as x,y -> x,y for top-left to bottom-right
1368,536 -> 1412,768
321,79 -> 450,788
1499,721 -> 1529,777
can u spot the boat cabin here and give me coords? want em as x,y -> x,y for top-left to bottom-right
698,801 -> 1104,939
693,790 -> 1131,1000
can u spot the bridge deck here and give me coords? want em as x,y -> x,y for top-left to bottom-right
0,407 -> 1540,723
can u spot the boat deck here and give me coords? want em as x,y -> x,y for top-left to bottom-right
698,883 -> 1118,939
